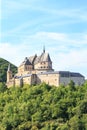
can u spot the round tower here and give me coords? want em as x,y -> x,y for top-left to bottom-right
7,64 -> 12,82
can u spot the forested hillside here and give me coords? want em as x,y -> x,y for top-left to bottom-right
0,58 -> 17,82
0,82 -> 87,130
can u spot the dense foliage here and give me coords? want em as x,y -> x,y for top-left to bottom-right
0,58 -> 17,82
0,82 -> 87,130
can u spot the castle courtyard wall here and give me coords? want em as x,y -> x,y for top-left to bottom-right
37,73 -> 60,86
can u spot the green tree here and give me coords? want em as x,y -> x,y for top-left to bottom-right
0,82 -> 7,92
69,80 -> 75,91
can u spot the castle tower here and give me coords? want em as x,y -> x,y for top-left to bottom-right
7,64 -> 12,82
18,57 -> 33,75
34,48 -> 53,72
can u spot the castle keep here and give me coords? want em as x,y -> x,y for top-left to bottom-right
7,49 -> 85,87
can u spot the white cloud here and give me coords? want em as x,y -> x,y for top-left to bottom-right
0,32 -> 87,78
54,49 -> 87,69
24,32 -> 87,47
0,43 -> 34,66
53,49 -> 87,78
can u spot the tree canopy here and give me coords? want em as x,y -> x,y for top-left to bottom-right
0,82 -> 87,130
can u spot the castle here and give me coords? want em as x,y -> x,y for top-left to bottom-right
7,48 -> 85,87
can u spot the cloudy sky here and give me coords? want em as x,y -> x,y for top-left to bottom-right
1,0 -> 87,78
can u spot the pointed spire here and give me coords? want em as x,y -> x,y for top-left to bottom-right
8,64 -> 11,71
43,45 -> 45,53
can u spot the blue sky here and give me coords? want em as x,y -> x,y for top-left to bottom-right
0,0 -> 87,78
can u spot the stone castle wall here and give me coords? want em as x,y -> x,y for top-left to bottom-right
37,73 -> 60,86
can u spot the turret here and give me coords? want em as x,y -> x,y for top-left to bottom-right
7,64 -> 12,82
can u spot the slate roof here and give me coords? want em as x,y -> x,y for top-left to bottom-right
37,71 -> 84,77
19,48 -> 52,67
39,52 -> 52,62
15,71 -> 84,79
28,54 -> 37,64
27,51 -> 52,65
20,57 -> 32,66
14,74 -> 32,79
34,56 -> 40,64
58,71 -> 84,77
34,52 -> 52,64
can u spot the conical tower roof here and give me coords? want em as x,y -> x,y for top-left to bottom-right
39,47 -> 52,63
40,52 -> 52,62
7,64 -> 11,71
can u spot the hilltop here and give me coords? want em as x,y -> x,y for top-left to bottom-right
0,58 -> 17,82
